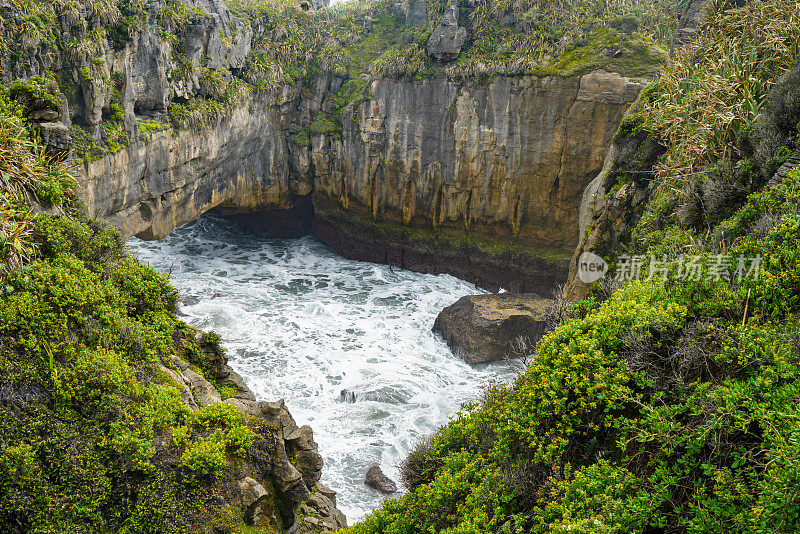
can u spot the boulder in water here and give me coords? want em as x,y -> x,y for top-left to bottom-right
364,464 -> 398,494
340,389 -> 357,403
433,293 -> 552,364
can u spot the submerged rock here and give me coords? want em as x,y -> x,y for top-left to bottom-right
339,386 -> 409,405
364,464 -> 398,494
434,294 -> 552,364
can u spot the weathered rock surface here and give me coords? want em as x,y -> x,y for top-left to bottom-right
238,477 -> 269,525
364,464 -> 398,494
564,124 -> 664,303
79,94 -> 295,239
669,0 -> 713,56
12,0 -> 645,294
434,294 -> 552,364
402,0 -> 427,28
427,4 -> 466,61
309,70 -> 644,292
183,367 -> 223,405
75,65 -> 642,292
339,386 -> 409,404
298,489 -> 348,533
35,121 -> 71,155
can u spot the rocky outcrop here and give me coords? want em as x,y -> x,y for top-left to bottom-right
153,327 -> 345,531
563,113 -> 666,303
402,0 -> 427,28
364,464 -> 398,494
564,0 -> 717,303
339,386 -> 409,404
669,0 -> 711,55
427,4 -> 466,61
298,489 -> 348,533
433,294 -> 552,363
238,477 -> 270,525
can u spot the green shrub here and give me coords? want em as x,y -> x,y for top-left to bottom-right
293,128 -> 311,146
0,66 -> 265,532
225,425 -> 257,455
219,384 -> 239,400
8,74 -> 62,114
308,113 -> 340,136
172,425 -> 191,448
181,436 -> 227,481
399,435 -> 439,490
192,401 -> 242,430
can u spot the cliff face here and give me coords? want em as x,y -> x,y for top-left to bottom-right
79,67 -> 643,291
17,0 -> 645,293
80,95 -> 294,239
564,0 -> 713,303
306,70 -> 643,258
310,72 -> 643,247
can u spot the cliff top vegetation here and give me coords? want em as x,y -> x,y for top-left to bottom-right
0,0 -> 678,152
225,0 -> 677,84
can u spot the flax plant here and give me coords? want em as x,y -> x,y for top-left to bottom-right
0,96 -> 77,276
643,0 -> 800,187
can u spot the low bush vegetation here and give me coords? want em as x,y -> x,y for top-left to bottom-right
0,88 -> 261,532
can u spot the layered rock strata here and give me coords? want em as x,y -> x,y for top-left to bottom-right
76,66 -> 643,292
7,0 -> 648,292
4,0 -> 647,293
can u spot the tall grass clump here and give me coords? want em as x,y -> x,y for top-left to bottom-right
0,89 -> 76,277
641,0 -> 800,187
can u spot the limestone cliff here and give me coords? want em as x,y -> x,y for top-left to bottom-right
78,65 -> 644,291
79,94 -> 295,239
305,70 -> 644,290
8,0 -> 650,295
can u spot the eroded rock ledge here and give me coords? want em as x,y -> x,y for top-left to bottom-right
164,328 -> 347,532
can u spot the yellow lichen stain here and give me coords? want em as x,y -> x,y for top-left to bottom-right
339,177 -> 349,209
402,180 -> 415,226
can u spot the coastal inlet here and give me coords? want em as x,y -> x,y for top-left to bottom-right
127,215 -> 516,521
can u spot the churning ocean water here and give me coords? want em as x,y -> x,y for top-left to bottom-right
127,215 -> 515,521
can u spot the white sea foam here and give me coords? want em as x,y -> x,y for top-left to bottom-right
127,215 -> 515,521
